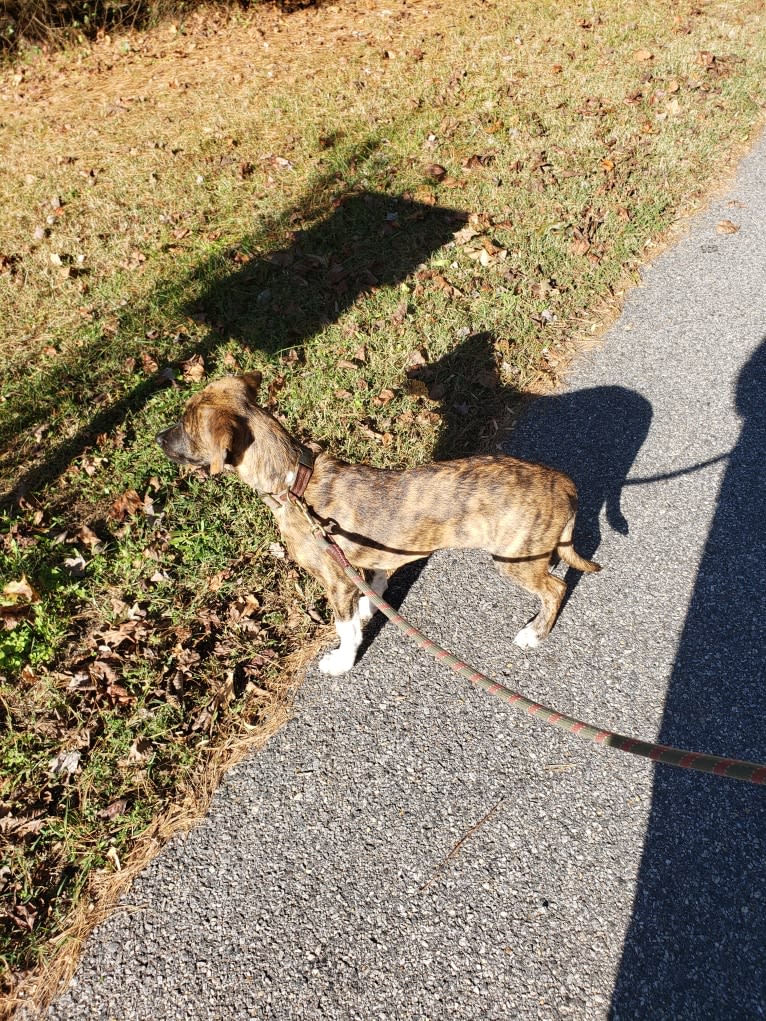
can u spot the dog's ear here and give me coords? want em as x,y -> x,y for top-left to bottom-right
204,408 -> 235,475
205,408 -> 252,475
207,411 -> 230,475
241,371 -> 262,399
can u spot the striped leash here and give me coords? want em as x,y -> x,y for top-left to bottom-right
296,501 -> 766,786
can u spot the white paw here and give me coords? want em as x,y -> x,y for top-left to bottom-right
514,624 -> 540,650
358,596 -> 374,624
318,647 -> 356,676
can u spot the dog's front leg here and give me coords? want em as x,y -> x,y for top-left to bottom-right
318,576 -> 364,676
320,609 -> 363,676
358,569 -> 388,624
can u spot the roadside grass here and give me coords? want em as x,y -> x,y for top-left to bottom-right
1,0 -> 765,1009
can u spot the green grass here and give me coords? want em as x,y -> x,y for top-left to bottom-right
1,0 -> 766,1008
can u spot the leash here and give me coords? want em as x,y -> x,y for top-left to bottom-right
293,500 -> 766,786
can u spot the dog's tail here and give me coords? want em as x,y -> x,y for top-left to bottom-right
557,515 -> 601,573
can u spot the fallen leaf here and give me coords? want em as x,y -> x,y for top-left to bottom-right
405,349 -> 429,371
109,489 -> 143,522
140,351 -> 159,374
98,798 -> 128,821
2,576 -> 40,604
72,523 -> 101,548
10,903 -> 37,932
425,163 -> 447,180
373,388 -> 396,406
181,353 -> 205,382
716,219 -> 740,234
119,737 -> 152,768
48,749 -> 81,776
0,814 -> 47,839
634,48 -> 654,62
571,236 -> 590,256
63,555 -> 88,578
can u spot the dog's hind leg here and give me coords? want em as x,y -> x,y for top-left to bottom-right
493,556 -> 567,649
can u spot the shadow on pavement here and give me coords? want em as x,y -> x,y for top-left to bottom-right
357,378 -> 654,662
610,337 -> 766,1019
501,383 -> 653,592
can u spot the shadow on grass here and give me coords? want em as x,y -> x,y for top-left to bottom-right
2,164 -> 467,508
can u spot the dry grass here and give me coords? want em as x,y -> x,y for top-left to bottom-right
2,0 -> 766,1013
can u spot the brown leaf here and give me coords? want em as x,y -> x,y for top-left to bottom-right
181,353 -> 206,382
11,903 -> 37,932
476,366 -> 500,389
416,409 -> 441,427
109,489 -> 143,522
571,237 -> 591,256
391,300 -> 408,324
405,349 -> 429,371
119,737 -> 152,767
716,219 -> 740,235
72,523 -> 101,549
2,576 -> 40,604
48,749 -> 81,776
633,48 -> 654,62
98,798 -> 128,821
0,813 -> 47,839
140,351 -> 159,374
372,388 -> 396,406
425,163 -> 447,180
462,153 -> 496,170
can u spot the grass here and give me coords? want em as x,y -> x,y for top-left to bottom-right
1,0 -> 766,1011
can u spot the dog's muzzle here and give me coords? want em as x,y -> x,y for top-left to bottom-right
156,423 -> 196,465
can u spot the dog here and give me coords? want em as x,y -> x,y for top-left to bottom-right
157,372 -> 600,675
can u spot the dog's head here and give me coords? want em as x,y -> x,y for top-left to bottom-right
156,372 -> 262,476
157,372 -> 304,495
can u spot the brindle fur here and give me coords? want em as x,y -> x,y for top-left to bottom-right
157,373 -> 600,673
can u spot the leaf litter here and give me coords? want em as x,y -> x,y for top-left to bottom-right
2,0 -> 766,1008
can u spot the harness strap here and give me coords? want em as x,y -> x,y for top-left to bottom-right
289,445 -> 314,500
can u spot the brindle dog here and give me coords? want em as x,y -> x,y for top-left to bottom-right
157,373 -> 600,674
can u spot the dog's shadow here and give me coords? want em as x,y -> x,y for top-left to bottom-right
501,380 -> 653,606
357,333 -> 653,660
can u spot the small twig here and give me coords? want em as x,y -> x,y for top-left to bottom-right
418,797 -> 505,892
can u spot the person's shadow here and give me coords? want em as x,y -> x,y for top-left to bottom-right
608,338 -> 766,1019
3,182 -> 465,508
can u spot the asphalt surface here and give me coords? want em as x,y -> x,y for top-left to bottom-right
43,134 -> 766,1021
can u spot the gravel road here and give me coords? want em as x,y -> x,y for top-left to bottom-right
42,133 -> 766,1021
